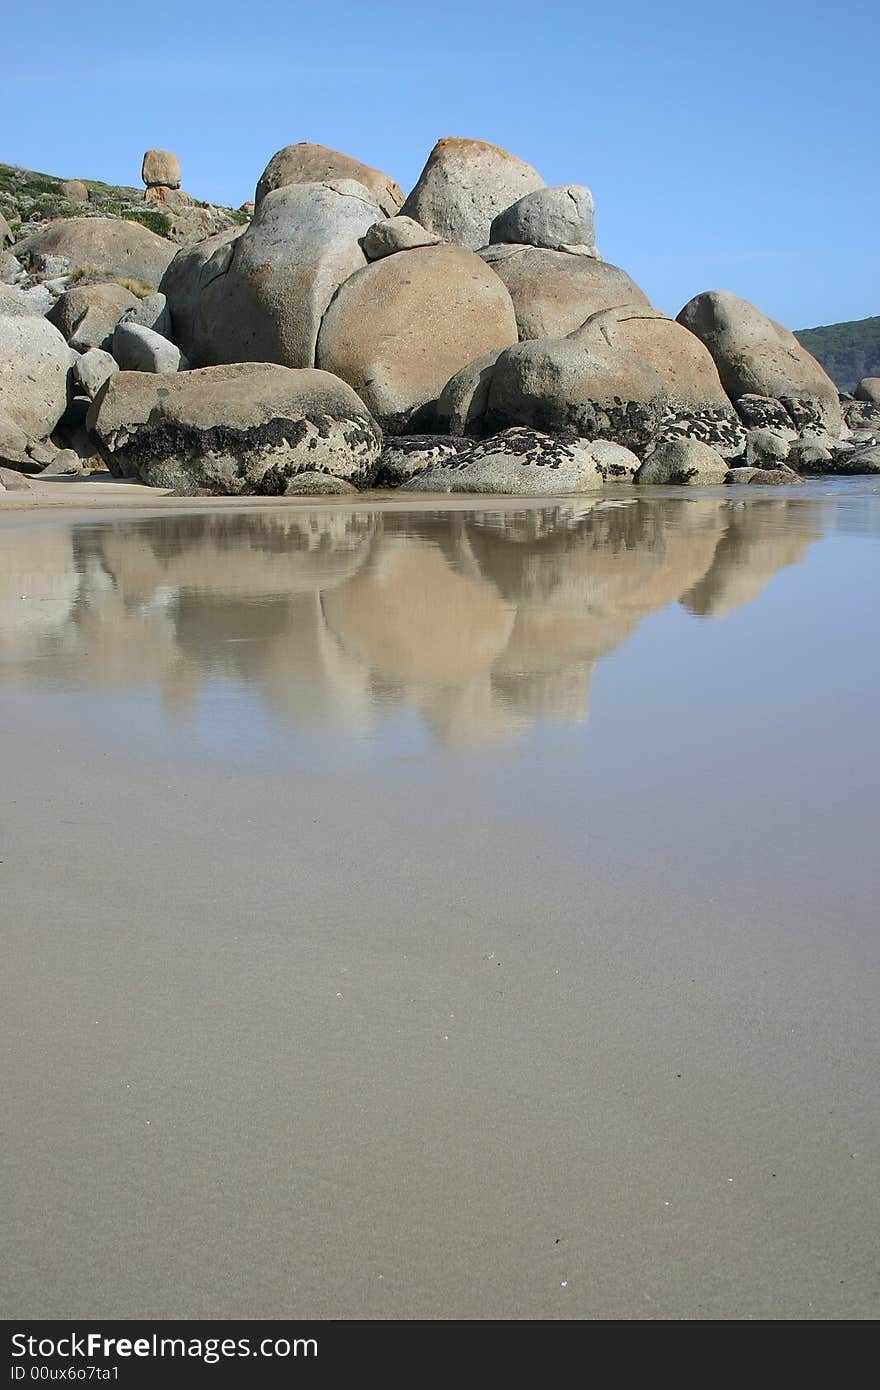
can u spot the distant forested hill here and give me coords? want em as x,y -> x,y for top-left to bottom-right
794,316 -> 880,391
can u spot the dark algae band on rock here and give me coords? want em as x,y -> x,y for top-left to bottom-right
2,137 -> 879,493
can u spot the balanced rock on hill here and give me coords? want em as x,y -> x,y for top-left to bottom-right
255,143 -> 403,217
401,137 -> 544,251
676,291 -> 841,435
315,242 -> 518,430
87,363 -> 382,492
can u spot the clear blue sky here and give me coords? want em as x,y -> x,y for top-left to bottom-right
7,0 -> 876,329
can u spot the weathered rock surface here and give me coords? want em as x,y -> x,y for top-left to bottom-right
855,378 -> 880,406
787,438 -> 832,470
745,428 -> 791,468
400,138 -> 544,251
58,180 -> 89,204
362,215 -> 440,260
255,143 -> 403,216
0,464 -> 32,490
401,427 -> 618,494
73,347 -> 119,399
434,349 -> 509,436
478,244 -> 648,340
87,363 -> 382,493
118,290 -> 171,337
316,243 -> 518,430
634,439 -> 729,486
677,291 -> 841,434
0,308 -> 72,437
142,149 -> 182,189
733,393 -> 797,434
489,184 -> 596,252
13,217 -> 175,289
112,321 -> 183,373
0,414 -> 32,468
377,435 -> 473,486
267,470 -> 359,496
162,182 -> 380,368
486,304 -> 742,456
727,465 -> 802,485
48,282 -> 140,350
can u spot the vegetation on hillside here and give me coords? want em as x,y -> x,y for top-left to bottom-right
795,316 -> 880,391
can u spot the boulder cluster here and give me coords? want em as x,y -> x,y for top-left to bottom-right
2,137 -> 878,492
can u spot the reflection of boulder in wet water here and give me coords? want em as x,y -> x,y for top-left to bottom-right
681,498 -> 825,618
87,510 -> 379,603
0,528 -> 80,663
320,537 -> 516,686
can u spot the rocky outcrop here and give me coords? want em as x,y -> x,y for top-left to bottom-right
677,291 -> 842,435
489,184 -> 597,253
0,306 -> 72,438
13,217 -> 176,289
161,181 -> 380,368
401,427 -> 633,494
400,138 -> 544,251
478,244 -> 648,340
315,243 -> 518,430
47,282 -> 140,350
255,143 -> 403,216
86,363 -> 382,492
485,304 -> 742,456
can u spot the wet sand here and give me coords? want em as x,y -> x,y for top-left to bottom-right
1,489 -> 878,1319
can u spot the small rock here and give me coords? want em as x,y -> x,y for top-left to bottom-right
59,179 -> 89,204
363,215 -> 440,260
74,348 -> 119,399
112,321 -> 183,373
0,465 -> 32,490
38,448 -> 82,476
277,471 -> 359,495
634,438 -> 728,486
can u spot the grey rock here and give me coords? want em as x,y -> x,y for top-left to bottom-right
161,182 -> 381,368
38,448 -> 83,476
489,184 -> 596,251
677,291 -> 841,435
0,308 -> 73,437
13,217 -> 175,289
401,137 -> 544,251
787,438 -> 832,471
119,291 -> 171,337
48,282 -> 140,350
275,471 -> 359,496
734,394 -> 796,433
378,435 -> 472,486
87,363 -> 383,493
73,348 -> 119,399
157,227 -> 243,364
402,427 -> 610,494
0,413 -> 32,468
26,438 -> 58,465
855,378 -> 880,406
0,251 -> 22,284
634,438 -> 728,486
434,348 -> 509,435
362,215 -> 440,259
112,321 -> 183,373
478,243 -> 648,340
745,428 -> 790,468
0,464 -> 32,490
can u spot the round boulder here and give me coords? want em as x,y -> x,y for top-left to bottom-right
676,290 -> 841,435
86,363 -> 382,493
59,180 -> 89,203
400,137 -> 544,251
362,216 -> 440,260
634,439 -> 729,486
255,143 -> 403,216
489,184 -> 596,251
401,427 -> 610,494
13,218 -> 175,290
0,308 -> 73,438
47,282 -> 140,350
315,242 -> 518,431
855,378 -> 880,406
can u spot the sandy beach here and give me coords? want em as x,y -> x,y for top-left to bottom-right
1,489 -> 878,1320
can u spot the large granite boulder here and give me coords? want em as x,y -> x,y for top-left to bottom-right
86,363 -> 382,493
489,184 -> 596,252
401,427 -> 617,494
160,181 -> 381,368
676,291 -> 842,435
13,217 -> 175,289
0,306 -> 72,438
315,242 -> 518,430
478,244 -> 648,340
400,137 -> 544,251
47,282 -> 140,350
486,304 -> 742,456
255,143 -> 403,216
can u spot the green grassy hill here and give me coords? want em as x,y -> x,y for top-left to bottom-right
794,316 -> 880,392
